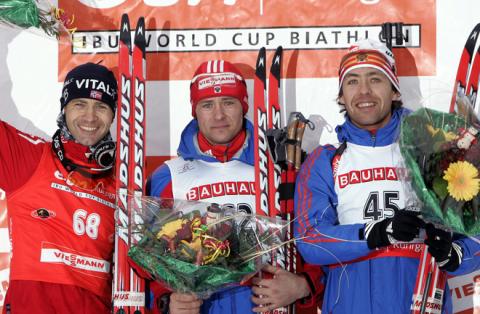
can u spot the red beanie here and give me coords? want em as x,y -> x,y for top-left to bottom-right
190,60 -> 248,117
339,38 -> 400,93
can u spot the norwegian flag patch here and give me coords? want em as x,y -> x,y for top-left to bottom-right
90,90 -> 103,100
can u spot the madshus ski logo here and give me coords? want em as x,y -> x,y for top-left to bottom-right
72,24 -> 421,54
31,208 -> 56,219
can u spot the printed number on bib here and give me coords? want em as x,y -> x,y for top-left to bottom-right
73,209 -> 101,239
363,191 -> 399,221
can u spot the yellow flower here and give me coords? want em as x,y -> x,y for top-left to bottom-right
443,161 -> 480,201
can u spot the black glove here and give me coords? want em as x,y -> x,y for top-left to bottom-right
363,210 -> 425,249
424,223 -> 463,272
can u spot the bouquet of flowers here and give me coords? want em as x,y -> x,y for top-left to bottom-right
127,197 -> 287,298
399,106 -> 480,235
0,0 -> 75,37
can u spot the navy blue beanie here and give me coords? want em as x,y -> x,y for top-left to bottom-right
60,62 -> 117,112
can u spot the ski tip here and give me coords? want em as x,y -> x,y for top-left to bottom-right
270,46 -> 283,79
134,17 -> 146,52
255,47 -> 267,80
465,23 -> 480,50
120,14 -> 132,47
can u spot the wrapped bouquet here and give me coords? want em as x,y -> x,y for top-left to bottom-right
399,106 -> 480,235
127,197 -> 287,297
0,0 -> 75,37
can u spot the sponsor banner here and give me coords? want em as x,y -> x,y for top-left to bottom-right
448,270 -> 480,313
40,244 -> 111,275
186,181 -> 256,200
112,291 -> 146,307
58,0 -> 435,80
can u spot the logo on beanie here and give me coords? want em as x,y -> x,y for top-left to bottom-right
214,86 -> 222,93
63,89 -> 69,102
356,53 -> 368,62
76,79 -> 116,98
198,73 -> 236,90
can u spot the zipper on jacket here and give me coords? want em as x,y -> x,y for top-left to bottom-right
369,129 -> 377,147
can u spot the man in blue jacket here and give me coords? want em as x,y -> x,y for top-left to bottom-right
294,38 -> 480,313
148,60 -> 323,314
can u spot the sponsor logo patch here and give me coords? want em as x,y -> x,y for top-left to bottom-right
31,208 -> 56,220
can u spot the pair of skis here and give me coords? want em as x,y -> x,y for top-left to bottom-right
449,23 -> 480,117
253,46 -> 311,314
114,14 -> 147,314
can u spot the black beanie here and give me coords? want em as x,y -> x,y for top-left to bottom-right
60,63 -> 118,112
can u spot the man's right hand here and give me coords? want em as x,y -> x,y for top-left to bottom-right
169,293 -> 203,314
364,210 -> 425,249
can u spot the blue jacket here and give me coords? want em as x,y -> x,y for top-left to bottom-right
294,108 -> 480,313
148,118 -> 256,314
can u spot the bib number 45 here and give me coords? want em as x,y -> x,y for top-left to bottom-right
363,191 -> 400,221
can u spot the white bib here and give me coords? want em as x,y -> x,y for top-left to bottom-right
166,157 -> 255,213
334,142 -> 407,225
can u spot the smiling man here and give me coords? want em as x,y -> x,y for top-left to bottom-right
1,62 -> 117,313
294,39 -> 480,313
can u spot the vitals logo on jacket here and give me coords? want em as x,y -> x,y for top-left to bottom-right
58,0 -> 435,81
31,208 -> 56,220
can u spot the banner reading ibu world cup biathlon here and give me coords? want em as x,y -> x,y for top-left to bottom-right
2,0 -> 480,313
58,0 -> 435,80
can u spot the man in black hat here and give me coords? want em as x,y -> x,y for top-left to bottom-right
0,62 -> 117,313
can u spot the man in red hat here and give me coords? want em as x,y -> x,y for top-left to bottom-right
147,60 -> 323,314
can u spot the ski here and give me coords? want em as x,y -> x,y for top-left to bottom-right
129,16 -> 147,314
411,246 -> 447,314
114,14 -> 147,314
266,46 -> 289,314
466,34 -> 480,112
267,46 -> 283,219
449,23 -> 480,113
253,47 -> 269,219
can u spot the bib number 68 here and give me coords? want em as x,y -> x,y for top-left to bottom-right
73,209 -> 101,239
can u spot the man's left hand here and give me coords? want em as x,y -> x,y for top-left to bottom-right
424,223 -> 463,272
251,264 -> 310,313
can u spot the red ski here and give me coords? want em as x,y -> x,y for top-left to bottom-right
253,47 -> 269,219
449,23 -> 480,113
267,46 -> 283,218
114,14 -> 147,314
